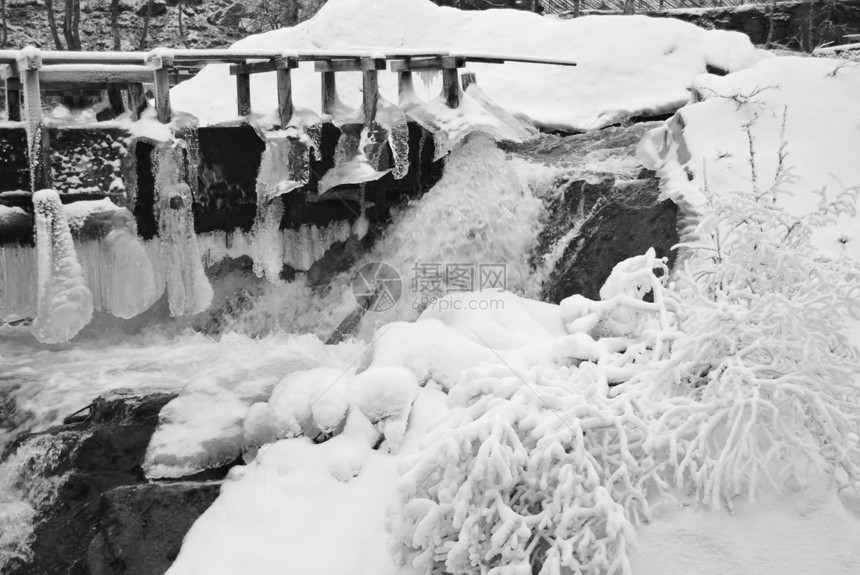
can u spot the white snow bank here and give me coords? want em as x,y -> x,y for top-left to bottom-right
631,480 -> 860,575
638,56 -> 860,260
171,0 -> 767,131
166,387 -> 449,575
62,198 -> 122,232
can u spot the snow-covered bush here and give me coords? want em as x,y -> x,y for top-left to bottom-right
389,133 -> 860,574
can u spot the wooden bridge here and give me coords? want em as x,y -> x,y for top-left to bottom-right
0,47 -> 576,192
0,47 -> 576,248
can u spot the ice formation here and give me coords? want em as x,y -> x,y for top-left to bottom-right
29,190 -> 94,344
0,244 -> 37,323
153,146 -> 214,316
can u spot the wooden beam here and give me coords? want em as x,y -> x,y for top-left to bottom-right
397,71 -> 414,106
5,81 -> 20,121
235,72 -> 251,117
321,71 -> 336,115
389,56 -> 466,72
362,67 -> 378,126
153,67 -> 171,123
40,51 -> 150,65
39,64 -> 154,85
442,67 -> 459,109
277,68 -> 293,128
106,84 -> 125,116
314,58 -> 386,73
229,57 -> 298,76
18,49 -> 52,190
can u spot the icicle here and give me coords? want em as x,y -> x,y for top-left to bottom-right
0,244 -> 37,323
30,190 -> 94,343
318,126 -> 390,194
75,228 -> 159,319
376,97 -> 410,180
153,146 -> 213,316
250,199 -> 285,283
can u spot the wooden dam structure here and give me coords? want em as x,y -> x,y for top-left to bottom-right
0,47 -> 576,247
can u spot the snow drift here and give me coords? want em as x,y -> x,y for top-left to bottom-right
639,56 -> 860,261
171,0 -> 767,131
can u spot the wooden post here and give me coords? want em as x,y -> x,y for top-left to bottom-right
106,84 -> 125,117
442,67 -> 459,109
18,48 -> 53,191
235,72 -> 251,116
321,70 -> 335,115
361,58 -> 378,126
461,72 -> 476,92
397,71 -> 414,106
5,81 -> 21,121
153,67 -> 172,123
276,67 -> 292,128
127,82 -> 145,121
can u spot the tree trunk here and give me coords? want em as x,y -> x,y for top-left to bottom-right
62,0 -> 81,50
766,0 -> 776,48
574,0 -> 581,17
178,0 -> 184,38
45,0 -> 65,50
111,0 -> 121,50
139,0 -> 153,50
623,0 -> 635,15
1,0 -> 7,47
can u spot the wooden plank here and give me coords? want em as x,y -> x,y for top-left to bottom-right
451,52 -> 576,66
397,71 -> 414,106
106,84 -> 125,116
39,65 -> 154,85
314,58 -> 386,73
153,67 -> 172,123
229,57 -> 298,76
277,68 -> 293,127
362,68 -> 378,125
389,56 -> 465,72
235,72 -> 251,116
5,81 -> 21,121
442,67 -> 459,109
127,82 -> 145,121
321,71 -> 336,115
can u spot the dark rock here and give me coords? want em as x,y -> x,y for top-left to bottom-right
5,391 -> 177,575
538,175 -> 679,303
136,0 -> 168,17
73,208 -> 138,241
86,482 -> 221,575
217,3 -> 246,28
648,0 -> 860,50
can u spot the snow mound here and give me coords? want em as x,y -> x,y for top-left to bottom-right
638,56 -> 860,260
171,0 -> 767,131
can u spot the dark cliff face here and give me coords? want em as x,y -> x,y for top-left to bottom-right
505,122 -> 681,304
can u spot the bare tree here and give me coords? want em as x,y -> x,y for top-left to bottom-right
111,0 -> 121,50
766,0 -> 777,48
623,0 -> 635,14
177,0 -> 185,38
139,0 -> 153,49
62,0 -> 82,51
1,0 -> 7,47
45,0 -> 65,50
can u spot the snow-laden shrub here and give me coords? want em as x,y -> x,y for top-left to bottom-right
390,144 -> 860,574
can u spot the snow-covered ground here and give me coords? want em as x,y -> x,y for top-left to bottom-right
172,0 -> 767,131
